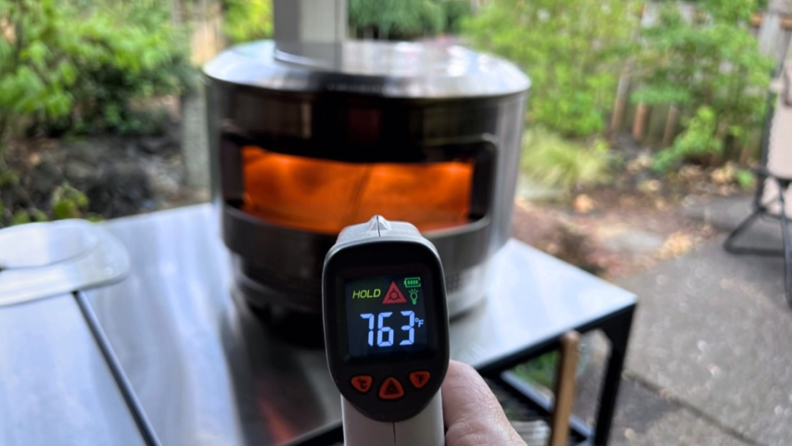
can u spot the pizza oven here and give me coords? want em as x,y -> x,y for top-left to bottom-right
204,39 -> 529,322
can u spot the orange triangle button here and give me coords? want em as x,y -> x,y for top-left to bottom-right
409,371 -> 431,389
378,377 -> 405,400
382,282 -> 408,305
351,375 -> 373,393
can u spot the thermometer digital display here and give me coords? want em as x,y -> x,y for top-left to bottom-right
345,272 -> 430,357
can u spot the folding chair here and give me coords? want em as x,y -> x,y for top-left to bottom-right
724,62 -> 792,309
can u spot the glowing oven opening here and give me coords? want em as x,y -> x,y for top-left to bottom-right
240,146 -> 475,233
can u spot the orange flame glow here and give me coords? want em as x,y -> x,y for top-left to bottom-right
240,146 -> 473,233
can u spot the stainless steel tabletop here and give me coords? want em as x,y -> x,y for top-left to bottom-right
82,204 -> 635,446
0,219 -> 130,306
0,294 -> 146,446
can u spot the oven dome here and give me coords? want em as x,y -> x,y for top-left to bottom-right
204,40 -> 529,99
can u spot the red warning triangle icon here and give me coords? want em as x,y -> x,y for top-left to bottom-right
382,282 -> 408,305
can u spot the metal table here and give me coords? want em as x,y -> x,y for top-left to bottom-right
1,205 -> 635,445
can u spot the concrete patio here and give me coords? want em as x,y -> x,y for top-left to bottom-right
602,196 -> 792,445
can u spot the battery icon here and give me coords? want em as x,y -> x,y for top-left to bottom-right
404,277 -> 421,288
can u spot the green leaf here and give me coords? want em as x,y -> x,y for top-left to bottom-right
0,169 -> 19,187
631,85 -> 691,106
74,190 -> 89,208
736,169 -> 755,190
652,106 -> 725,172
11,210 -> 31,226
59,62 -> 78,85
53,199 -> 79,220
224,0 -> 274,43
23,41 -> 50,68
30,208 -> 49,222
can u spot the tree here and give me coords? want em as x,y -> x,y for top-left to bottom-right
463,0 -> 639,137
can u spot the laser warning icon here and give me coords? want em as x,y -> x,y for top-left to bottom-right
382,282 -> 408,305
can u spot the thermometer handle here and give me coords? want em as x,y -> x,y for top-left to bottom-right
342,391 -> 444,446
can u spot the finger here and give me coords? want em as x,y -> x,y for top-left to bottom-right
442,360 -> 527,446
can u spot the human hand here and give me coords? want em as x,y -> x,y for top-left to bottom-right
443,360 -> 528,446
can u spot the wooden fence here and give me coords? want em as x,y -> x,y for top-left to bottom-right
614,2 -> 792,151
171,0 -> 226,66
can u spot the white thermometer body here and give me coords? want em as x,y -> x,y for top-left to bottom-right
322,216 -> 450,446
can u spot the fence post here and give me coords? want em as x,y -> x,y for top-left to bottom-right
633,102 -> 648,141
611,65 -> 631,139
662,105 -> 679,147
189,0 -> 225,66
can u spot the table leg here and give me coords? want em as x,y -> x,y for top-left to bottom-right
593,306 -> 635,446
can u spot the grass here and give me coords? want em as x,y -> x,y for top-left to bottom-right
512,352 -> 558,390
520,127 -> 612,191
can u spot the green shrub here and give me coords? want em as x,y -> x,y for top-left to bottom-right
441,0 -> 472,34
9,207 -> 48,225
521,127 -> 612,190
0,0 -> 192,138
463,0 -> 638,138
349,0 -> 447,40
0,167 -> 19,188
633,0 -> 773,162
736,169 -> 755,190
653,106 -> 723,172
51,183 -> 89,220
0,181 -> 100,228
223,0 -> 273,44
513,352 -> 557,390
0,0 -> 75,139
10,209 -> 31,225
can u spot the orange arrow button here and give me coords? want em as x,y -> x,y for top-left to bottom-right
351,375 -> 373,393
378,377 -> 405,400
409,371 -> 431,389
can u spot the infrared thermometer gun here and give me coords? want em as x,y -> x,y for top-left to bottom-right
322,216 -> 450,446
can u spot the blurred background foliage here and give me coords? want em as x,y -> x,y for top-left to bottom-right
461,0 -> 637,191
348,0 -> 471,40
463,0 -> 773,191
0,0 -> 193,226
464,0 -> 637,139
0,0 -> 192,140
633,0 -> 773,172
0,0 -> 782,226
521,127 -> 613,191
223,0 -> 273,44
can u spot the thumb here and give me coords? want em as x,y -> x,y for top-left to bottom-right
442,360 -> 527,446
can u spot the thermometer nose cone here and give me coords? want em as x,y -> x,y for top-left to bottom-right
365,215 -> 392,234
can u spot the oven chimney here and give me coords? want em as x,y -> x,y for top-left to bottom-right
273,0 -> 347,62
